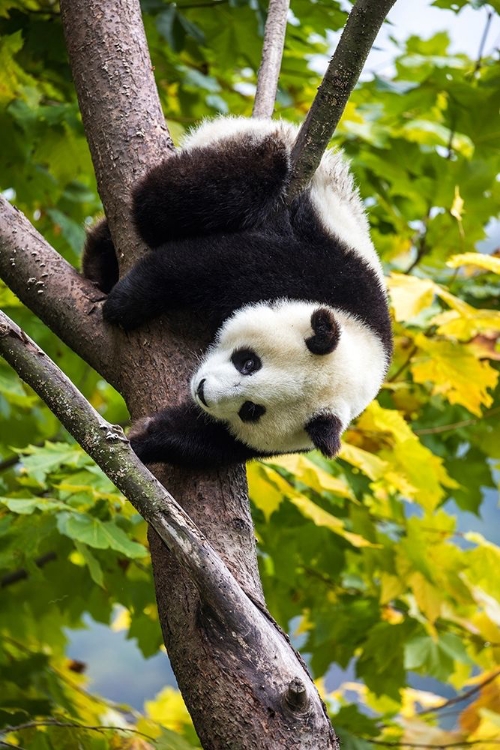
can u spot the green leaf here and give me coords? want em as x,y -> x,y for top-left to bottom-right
156,6 -> 186,52
0,365 -> 37,408
74,540 -> 104,587
405,632 -> 471,681
57,512 -> 147,559
19,443 -> 90,484
0,497 -> 67,514
47,208 -> 86,254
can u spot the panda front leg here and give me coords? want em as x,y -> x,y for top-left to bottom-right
129,401 -> 265,469
101,242 -> 207,330
101,232 -> 247,331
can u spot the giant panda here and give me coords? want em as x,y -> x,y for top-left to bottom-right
83,117 -> 392,469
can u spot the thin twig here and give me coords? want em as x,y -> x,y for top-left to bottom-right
405,207 -> 432,273
473,9 -> 493,76
1,552 -> 57,588
0,719 -> 155,741
387,343 -> 418,382
417,670 -> 500,716
288,0 -> 397,197
253,0 -> 290,119
414,406 -> 500,435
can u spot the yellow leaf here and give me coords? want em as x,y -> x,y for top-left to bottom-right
380,573 -> 406,605
340,442 -> 419,500
387,273 -> 436,321
432,308 -> 500,340
464,533 -> 500,602
339,442 -> 388,481
448,252 -> 500,275
411,334 -> 498,415
247,463 -> 285,520
268,454 -> 354,500
250,463 -> 373,546
450,185 -> 464,222
409,571 -> 442,623
435,284 -> 475,316
289,492 -> 376,547
144,687 -> 192,733
357,402 -> 457,510
469,587 -> 500,627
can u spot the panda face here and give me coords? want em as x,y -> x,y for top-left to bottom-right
191,300 -> 388,455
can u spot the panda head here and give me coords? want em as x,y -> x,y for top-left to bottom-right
191,300 -> 388,458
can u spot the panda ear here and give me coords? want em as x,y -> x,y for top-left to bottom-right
305,308 -> 340,355
305,414 -> 343,457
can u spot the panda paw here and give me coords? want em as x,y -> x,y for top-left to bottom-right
102,283 -> 145,331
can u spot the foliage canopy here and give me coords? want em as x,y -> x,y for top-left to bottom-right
0,1 -> 499,748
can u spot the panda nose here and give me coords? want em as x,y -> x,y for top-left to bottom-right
196,378 -> 208,407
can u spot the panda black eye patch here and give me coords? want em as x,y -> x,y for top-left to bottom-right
231,348 -> 262,375
238,401 -> 266,423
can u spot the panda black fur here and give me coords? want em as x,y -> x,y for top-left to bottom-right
83,117 -> 392,469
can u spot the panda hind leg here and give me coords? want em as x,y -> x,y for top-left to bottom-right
132,133 -> 291,249
101,251 -> 174,330
81,219 -> 119,293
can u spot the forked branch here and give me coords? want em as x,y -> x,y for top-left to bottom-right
289,0 -> 397,196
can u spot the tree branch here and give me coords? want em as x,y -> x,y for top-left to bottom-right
0,197 -> 119,386
289,0 -> 397,197
0,310 -> 250,626
252,0 -> 290,119
0,309 -> 338,747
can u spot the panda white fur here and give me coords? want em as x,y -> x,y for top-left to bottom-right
83,117 -> 392,469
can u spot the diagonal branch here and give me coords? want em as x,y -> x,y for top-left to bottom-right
289,0 -> 397,197
0,309 -> 337,745
0,309 -> 256,626
252,0 -> 290,119
0,197 -> 117,386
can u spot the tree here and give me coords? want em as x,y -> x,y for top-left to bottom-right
1,1 -> 500,749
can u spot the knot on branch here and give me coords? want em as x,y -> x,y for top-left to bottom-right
99,423 -> 129,442
284,677 -> 309,713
